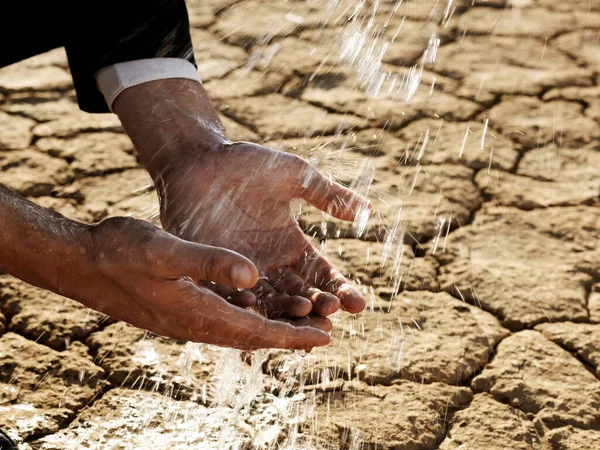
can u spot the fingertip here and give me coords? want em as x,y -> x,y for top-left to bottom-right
304,328 -> 331,348
231,262 -> 259,289
230,290 -> 257,307
330,205 -> 357,222
312,292 -> 341,316
286,295 -> 313,317
321,321 -> 334,333
331,193 -> 372,223
273,322 -> 331,350
338,285 -> 366,314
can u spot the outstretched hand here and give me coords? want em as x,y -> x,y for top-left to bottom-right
0,184 -> 329,350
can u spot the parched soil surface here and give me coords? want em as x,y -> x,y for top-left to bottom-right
1,1 -> 599,449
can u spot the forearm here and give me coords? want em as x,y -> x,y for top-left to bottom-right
113,79 -> 227,180
0,184 -> 92,296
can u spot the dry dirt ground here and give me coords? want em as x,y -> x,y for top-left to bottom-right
1,0 -> 599,449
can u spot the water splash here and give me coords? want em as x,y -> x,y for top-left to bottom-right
132,340 -> 161,366
349,159 -> 375,237
177,342 -> 208,385
211,349 -> 269,412
381,206 -> 408,297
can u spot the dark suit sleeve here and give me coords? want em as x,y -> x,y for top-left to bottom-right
64,0 -> 196,113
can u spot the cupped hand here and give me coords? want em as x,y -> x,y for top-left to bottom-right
157,141 -> 371,317
112,78 -> 371,321
81,216 -> 330,350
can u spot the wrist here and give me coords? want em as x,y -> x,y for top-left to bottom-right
113,78 -> 229,180
145,128 -> 226,183
50,221 -> 95,297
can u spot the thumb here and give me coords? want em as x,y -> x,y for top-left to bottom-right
153,235 -> 259,289
298,165 -> 372,222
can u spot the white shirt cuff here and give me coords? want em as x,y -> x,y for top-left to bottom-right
94,58 -> 202,111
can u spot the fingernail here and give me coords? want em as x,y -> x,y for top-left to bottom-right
232,263 -> 255,288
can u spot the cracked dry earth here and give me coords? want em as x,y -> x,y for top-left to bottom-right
1,0 -> 599,449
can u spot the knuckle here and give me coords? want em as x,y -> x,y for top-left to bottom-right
90,216 -> 163,273
198,250 -> 221,282
141,241 -> 160,269
289,155 -> 310,177
139,232 -> 166,270
288,153 -> 307,168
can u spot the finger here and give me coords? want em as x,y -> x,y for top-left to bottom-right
298,165 -> 372,222
299,254 -> 366,314
278,315 -> 334,333
252,279 -> 312,318
183,285 -> 330,350
270,268 -> 340,316
202,281 -> 233,297
152,234 -> 259,289
202,282 -> 257,308
230,290 -> 258,308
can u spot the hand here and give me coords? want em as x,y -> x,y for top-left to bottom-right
114,79 -> 371,320
82,217 -> 331,350
0,184 -> 329,349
